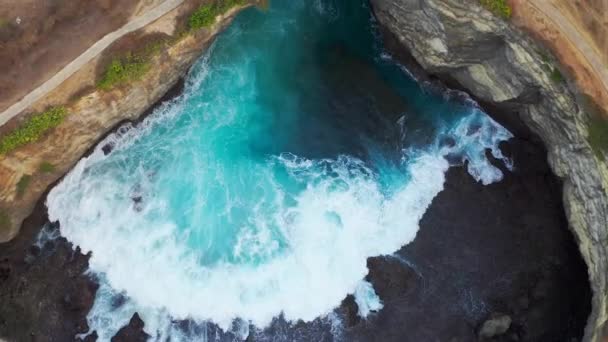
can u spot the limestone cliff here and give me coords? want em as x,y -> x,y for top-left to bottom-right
0,4 -> 249,242
369,0 -> 608,340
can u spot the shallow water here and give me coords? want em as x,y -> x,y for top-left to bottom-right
47,1 -> 512,340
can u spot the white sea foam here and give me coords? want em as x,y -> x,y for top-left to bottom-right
45,4 -> 514,339
48,143 -> 450,339
46,91 -> 512,342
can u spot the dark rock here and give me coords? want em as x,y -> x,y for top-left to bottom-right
365,256 -> 418,300
63,278 -> 96,312
339,295 -> 361,327
77,331 -> 98,342
102,142 -> 115,155
343,137 -> 591,342
369,0 -> 603,339
111,313 -> 150,342
0,200 -> 97,341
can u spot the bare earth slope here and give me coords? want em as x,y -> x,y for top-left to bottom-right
511,0 -> 608,114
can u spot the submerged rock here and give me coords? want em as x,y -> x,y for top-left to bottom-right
111,313 -> 149,342
479,314 -> 512,339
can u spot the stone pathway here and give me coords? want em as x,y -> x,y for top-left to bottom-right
0,0 -> 185,127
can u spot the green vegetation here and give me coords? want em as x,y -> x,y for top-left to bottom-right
39,161 -> 55,173
585,95 -> 608,160
98,0 -> 247,90
587,113 -> 608,160
479,0 -> 512,19
539,52 -> 551,65
97,54 -> 151,90
0,107 -> 67,155
98,0 -> 248,90
0,209 -> 9,232
538,51 -> 565,84
189,0 -> 245,30
16,175 -> 31,198
550,67 -> 564,83
97,35 -> 174,91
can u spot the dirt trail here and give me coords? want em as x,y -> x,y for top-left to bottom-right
0,0 -> 184,127
529,0 -> 608,96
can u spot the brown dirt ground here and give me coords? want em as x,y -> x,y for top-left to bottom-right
0,0 -> 143,113
509,0 -> 608,116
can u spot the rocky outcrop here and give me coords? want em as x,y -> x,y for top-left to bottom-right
0,2 -> 252,242
111,313 -> 150,342
369,0 -> 608,341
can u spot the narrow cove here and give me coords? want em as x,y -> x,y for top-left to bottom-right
0,1 -> 591,341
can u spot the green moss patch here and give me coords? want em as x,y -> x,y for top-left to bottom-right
479,0 -> 512,19
550,67 -> 564,83
0,209 -> 10,232
16,175 -> 32,198
588,116 -> 608,160
580,94 -> 608,160
0,107 -> 67,155
188,0 -> 245,30
39,161 -> 55,173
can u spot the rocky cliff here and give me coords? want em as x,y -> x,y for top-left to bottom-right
0,3 -> 250,242
369,0 -> 608,340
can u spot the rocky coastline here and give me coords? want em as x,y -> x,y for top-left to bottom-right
0,1 -> 253,243
0,0 -> 598,341
1,12 -> 592,342
0,95 -> 591,341
369,0 -> 608,340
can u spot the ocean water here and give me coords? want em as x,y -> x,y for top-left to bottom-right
46,1 -> 512,340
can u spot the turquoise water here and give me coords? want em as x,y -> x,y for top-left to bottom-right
47,1 -> 512,340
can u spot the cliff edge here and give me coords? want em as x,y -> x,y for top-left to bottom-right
0,0 -> 254,242
369,0 -> 608,340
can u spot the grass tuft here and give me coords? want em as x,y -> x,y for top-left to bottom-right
39,161 -> 55,173
188,0 -> 245,30
582,94 -> 608,160
479,0 -> 512,19
16,175 -> 31,198
550,67 -> 564,83
97,54 -> 151,90
0,209 -> 10,232
0,107 -> 67,155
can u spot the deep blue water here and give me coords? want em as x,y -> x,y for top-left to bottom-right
47,1 -> 511,340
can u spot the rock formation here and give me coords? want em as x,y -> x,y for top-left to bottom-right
369,0 -> 608,340
0,2 -> 251,242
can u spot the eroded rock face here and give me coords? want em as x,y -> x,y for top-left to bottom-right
0,4 -> 251,243
369,0 -> 608,340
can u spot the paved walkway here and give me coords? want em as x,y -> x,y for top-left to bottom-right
0,0 -> 184,127
529,0 -> 608,94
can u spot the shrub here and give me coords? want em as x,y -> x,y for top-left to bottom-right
588,114 -> 608,160
189,0 -> 245,30
97,54 -> 150,90
16,175 -> 32,198
0,107 -> 67,155
479,0 -> 512,19
39,161 -> 55,173
550,67 -> 564,83
0,209 -> 9,232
